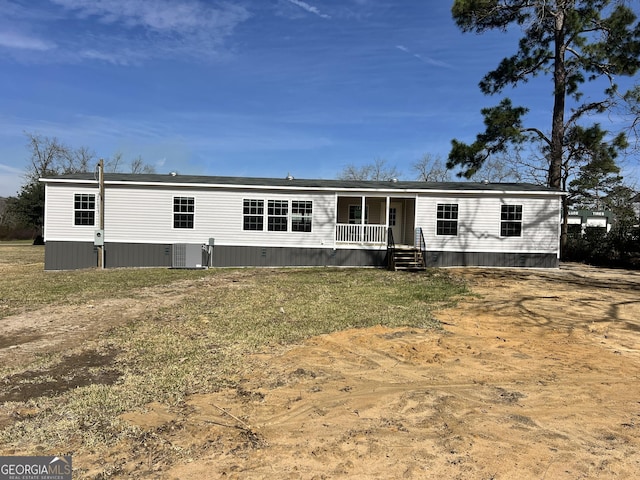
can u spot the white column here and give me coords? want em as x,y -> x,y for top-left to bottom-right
385,196 -> 390,226
360,196 -> 366,242
385,196 -> 390,244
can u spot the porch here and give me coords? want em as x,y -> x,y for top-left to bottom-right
334,195 -> 416,246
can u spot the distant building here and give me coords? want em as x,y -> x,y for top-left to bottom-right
567,209 -> 614,235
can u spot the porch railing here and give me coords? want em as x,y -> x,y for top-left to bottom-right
387,227 -> 396,270
417,227 -> 427,269
335,224 -> 387,244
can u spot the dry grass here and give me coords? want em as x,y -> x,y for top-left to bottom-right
0,244 -> 468,456
0,245 -> 210,319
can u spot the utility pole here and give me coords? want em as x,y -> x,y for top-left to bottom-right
98,159 -> 105,269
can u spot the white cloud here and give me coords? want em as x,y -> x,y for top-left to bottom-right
1,0 -> 252,64
50,0 -> 250,33
413,53 -> 452,69
0,163 -> 23,175
0,163 -> 24,197
284,0 -> 330,19
0,31 -> 55,51
395,44 -> 452,69
79,48 -> 135,66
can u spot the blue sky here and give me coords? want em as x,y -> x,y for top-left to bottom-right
0,0 -> 638,196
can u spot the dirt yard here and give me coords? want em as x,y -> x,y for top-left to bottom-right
2,263 -> 640,479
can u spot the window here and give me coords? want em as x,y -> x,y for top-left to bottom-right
243,198 -> 312,233
268,200 -> 288,231
348,205 -> 369,224
436,204 -> 458,236
292,201 -> 312,232
501,204 -> 522,237
74,194 -> 95,226
173,197 -> 194,229
243,199 -> 264,230
389,207 -> 397,227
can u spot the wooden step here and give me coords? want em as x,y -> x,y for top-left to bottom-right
389,247 -> 426,272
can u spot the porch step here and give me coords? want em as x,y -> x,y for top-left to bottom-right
389,247 -> 426,272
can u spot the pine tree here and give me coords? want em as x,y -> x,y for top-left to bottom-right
448,1 -> 640,253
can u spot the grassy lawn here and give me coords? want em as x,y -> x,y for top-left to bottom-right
0,244 -> 468,454
0,244 -> 211,319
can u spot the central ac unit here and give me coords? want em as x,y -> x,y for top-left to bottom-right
172,244 -> 204,268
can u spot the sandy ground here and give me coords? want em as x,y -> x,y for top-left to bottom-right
2,264 -> 640,479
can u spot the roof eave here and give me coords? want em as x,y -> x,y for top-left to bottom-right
40,175 -> 565,196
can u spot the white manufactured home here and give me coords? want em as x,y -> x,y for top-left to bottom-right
40,173 -> 564,270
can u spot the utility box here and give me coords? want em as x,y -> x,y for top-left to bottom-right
94,229 -> 104,246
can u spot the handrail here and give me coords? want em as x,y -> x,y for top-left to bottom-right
418,227 -> 427,269
387,227 -> 395,270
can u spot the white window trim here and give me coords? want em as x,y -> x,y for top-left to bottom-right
173,196 -> 195,229
243,198 -> 313,233
73,193 -> 96,227
500,204 -> 523,237
243,198 -> 265,231
435,203 -> 459,236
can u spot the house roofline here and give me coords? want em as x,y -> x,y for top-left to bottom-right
40,173 -> 566,196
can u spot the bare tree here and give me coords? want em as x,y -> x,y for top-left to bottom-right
468,155 -> 524,183
505,148 -> 549,186
106,152 -> 155,174
130,155 -> 156,174
338,158 -> 400,181
24,132 -> 100,182
411,154 -> 451,182
105,152 -> 124,172
13,133 -> 157,235
24,133 -> 72,183
66,145 -> 96,174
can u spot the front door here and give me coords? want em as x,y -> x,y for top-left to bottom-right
389,201 -> 403,244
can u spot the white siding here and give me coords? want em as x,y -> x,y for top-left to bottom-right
44,184 -> 337,248
44,181 -> 562,257
416,194 -> 560,254
44,184 -> 101,242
